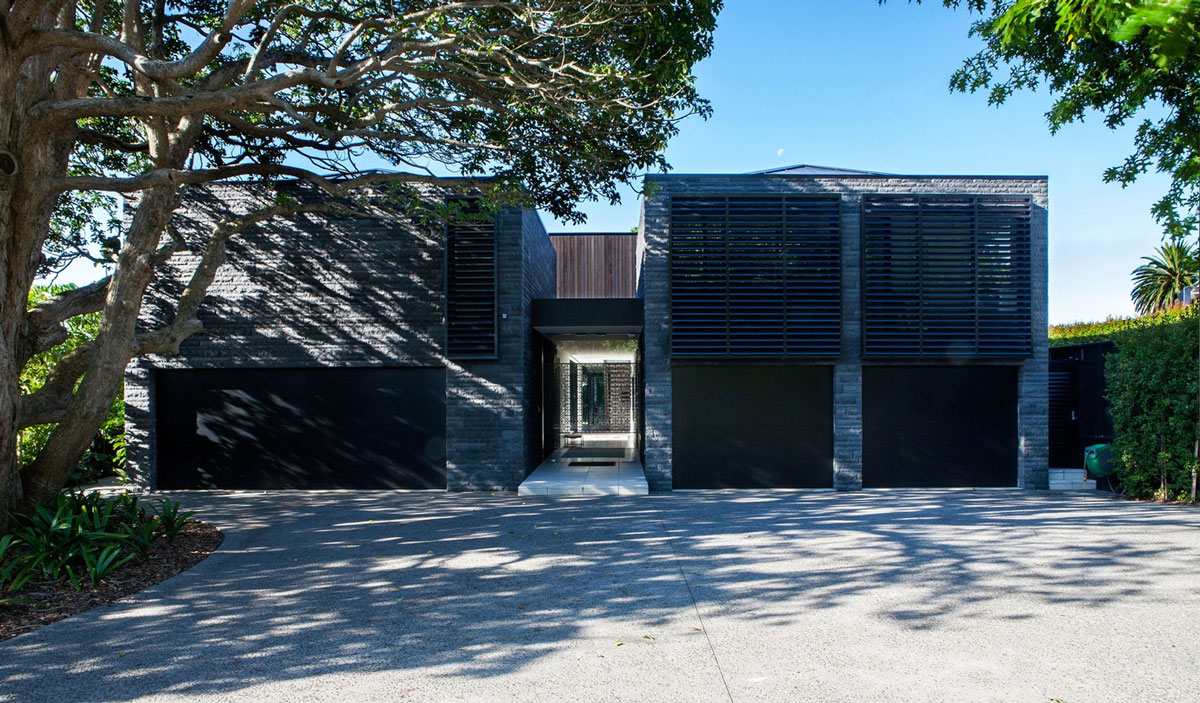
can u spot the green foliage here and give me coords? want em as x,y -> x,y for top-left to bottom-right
57,0 -> 723,224
154,499 -> 196,543
1105,305 -> 1198,500
0,492 -> 188,592
918,0 -> 1200,235
21,286 -> 126,485
1131,237 -> 1197,314
1050,305 -> 1197,347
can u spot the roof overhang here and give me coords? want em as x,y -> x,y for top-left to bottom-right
532,298 -> 643,335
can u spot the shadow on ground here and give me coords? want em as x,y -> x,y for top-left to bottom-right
0,490 -> 1197,701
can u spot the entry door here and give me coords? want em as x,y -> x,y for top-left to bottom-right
1048,360 -> 1080,467
582,368 -> 606,428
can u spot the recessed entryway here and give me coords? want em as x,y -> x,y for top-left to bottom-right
519,434 -> 648,495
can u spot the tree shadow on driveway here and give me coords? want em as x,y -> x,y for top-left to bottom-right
0,490 -> 1197,702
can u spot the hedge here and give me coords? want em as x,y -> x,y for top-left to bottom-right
1052,306 -> 1198,500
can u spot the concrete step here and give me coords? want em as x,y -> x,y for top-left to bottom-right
1049,468 -> 1097,491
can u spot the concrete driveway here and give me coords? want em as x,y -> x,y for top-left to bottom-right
1,490 -> 1197,702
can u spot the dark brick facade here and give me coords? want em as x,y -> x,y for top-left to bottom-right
640,174 -> 1050,491
126,182 -> 553,491
128,172 -> 1048,494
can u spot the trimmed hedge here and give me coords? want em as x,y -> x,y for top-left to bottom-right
1052,306 -> 1198,500
1050,306 -> 1197,348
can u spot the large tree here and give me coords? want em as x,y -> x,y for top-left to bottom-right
909,0 -> 1199,234
0,0 -> 720,527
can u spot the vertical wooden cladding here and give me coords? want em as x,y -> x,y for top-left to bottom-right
446,218 -> 497,359
862,195 -> 1033,359
549,233 -> 637,298
669,196 -> 841,358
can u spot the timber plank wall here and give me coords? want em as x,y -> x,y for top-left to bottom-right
549,233 -> 638,299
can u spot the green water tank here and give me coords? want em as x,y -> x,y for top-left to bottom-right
1085,444 -> 1115,477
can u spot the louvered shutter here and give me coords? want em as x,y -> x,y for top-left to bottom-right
862,195 -> 1033,359
446,218 -> 497,359
669,196 -> 841,358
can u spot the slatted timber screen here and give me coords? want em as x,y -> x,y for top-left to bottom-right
669,195 -> 841,358
862,194 -> 1033,359
445,216 -> 498,359
549,233 -> 638,298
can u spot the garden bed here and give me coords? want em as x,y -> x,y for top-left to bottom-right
0,520 -> 223,642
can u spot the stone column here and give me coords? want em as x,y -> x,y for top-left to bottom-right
639,191 -> 673,491
833,194 -> 864,491
1018,185 -> 1051,489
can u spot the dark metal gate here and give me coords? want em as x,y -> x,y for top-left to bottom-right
1048,361 -> 1080,467
1048,342 -> 1116,468
553,362 -> 637,434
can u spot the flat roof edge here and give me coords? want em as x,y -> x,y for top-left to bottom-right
645,173 -> 1049,180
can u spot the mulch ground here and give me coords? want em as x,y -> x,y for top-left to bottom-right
0,521 -> 223,642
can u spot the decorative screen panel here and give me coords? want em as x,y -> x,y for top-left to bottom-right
669,196 -> 841,358
445,217 -> 497,359
862,195 -> 1033,359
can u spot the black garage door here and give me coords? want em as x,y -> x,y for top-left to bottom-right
157,367 -> 446,489
863,366 -> 1017,487
672,366 -> 832,488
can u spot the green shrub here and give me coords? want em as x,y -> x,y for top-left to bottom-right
154,499 -> 196,543
0,492 -> 190,592
1051,306 -> 1198,348
1104,306 -> 1199,500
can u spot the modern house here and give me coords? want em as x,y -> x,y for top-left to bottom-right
126,165 -> 1049,493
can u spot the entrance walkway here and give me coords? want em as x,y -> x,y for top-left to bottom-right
519,435 -> 649,495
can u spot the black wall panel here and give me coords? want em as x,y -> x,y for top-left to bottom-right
157,367 -> 446,489
863,366 -> 1017,487
672,366 -> 832,488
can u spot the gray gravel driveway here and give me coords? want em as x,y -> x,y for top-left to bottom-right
1,490 -> 1197,702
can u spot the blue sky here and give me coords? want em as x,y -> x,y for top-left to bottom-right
549,0 -> 1175,325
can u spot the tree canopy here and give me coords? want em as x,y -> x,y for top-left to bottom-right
0,0 -> 722,523
912,0 -> 1199,234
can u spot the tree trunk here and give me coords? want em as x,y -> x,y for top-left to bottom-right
0,317 -> 19,536
20,185 -> 178,509
1,6 -> 129,518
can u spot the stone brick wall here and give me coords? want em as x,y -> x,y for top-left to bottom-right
640,174 -> 1050,490
639,192 -> 673,491
444,207 -> 555,490
522,211 -> 556,473
126,182 -> 550,491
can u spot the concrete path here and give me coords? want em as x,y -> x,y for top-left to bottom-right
520,445 -> 649,496
1,491 -> 1198,702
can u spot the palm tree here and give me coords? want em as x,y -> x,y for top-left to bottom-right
1131,238 -> 1198,314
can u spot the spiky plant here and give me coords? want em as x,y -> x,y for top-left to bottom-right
1131,239 -> 1198,315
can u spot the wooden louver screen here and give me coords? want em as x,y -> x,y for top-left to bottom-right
446,218 -> 497,359
862,195 -> 1033,359
669,196 -> 842,357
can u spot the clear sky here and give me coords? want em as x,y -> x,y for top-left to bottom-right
549,0 -> 1176,325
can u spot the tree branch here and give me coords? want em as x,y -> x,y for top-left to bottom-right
20,277 -> 111,365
